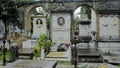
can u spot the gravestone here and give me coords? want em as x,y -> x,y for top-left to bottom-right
98,15 -> 120,53
32,14 -> 47,38
6,60 -> 57,68
99,15 -> 119,37
78,13 -> 92,48
22,14 -> 47,49
79,13 -> 91,37
47,4 -> 72,61
51,4 -> 72,43
97,2 -> 120,54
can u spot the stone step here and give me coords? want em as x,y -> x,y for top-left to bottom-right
18,56 -> 32,59
46,52 -> 67,58
44,58 -> 68,61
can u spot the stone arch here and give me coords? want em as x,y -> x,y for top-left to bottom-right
24,2 -> 100,39
73,3 -> 99,38
73,3 -> 94,10
24,3 -> 49,32
73,3 -> 100,48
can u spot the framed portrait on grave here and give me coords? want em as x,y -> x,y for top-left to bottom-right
57,17 -> 65,26
36,19 -> 43,27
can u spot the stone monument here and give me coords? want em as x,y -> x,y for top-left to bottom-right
79,13 -> 91,37
32,14 -> 47,38
22,14 -> 47,48
97,2 -> 120,54
51,4 -> 72,43
46,4 -> 72,61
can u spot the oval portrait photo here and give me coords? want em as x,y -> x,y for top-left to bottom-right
57,17 -> 65,26
36,19 -> 43,27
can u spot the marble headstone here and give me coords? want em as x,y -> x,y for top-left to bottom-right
32,15 -> 47,38
51,13 -> 71,43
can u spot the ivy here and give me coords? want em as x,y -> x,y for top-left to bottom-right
80,6 -> 91,19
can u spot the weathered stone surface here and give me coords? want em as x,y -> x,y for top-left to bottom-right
56,65 -> 74,68
5,60 -> 57,68
78,63 -> 118,68
46,52 -> 67,58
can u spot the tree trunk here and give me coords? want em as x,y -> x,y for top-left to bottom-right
3,18 -> 8,37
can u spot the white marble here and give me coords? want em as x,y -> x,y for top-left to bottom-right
41,46 -> 45,60
51,13 -> 71,43
99,15 -> 119,37
98,42 -> 120,54
32,17 -> 47,38
79,24 -> 91,36
22,39 -> 37,48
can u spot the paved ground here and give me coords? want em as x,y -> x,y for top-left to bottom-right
0,64 -> 73,68
0,61 -> 119,68
78,63 -> 118,68
56,63 -> 118,68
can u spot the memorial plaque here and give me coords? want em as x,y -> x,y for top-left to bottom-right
99,16 -> 119,37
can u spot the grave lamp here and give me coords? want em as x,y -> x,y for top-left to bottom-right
91,31 -> 97,41
72,37 -> 78,68
75,28 -> 79,36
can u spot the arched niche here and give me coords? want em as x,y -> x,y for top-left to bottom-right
73,4 -> 99,48
73,4 -> 99,38
24,3 -> 50,34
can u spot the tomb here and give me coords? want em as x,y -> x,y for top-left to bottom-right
77,9 -> 103,63
96,2 -> 120,64
6,60 -> 57,68
19,13 -> 48,59
22,14 -> 47,48
45,4 -> 72,61
50,4 -> 72,43
31,14 -> 47,39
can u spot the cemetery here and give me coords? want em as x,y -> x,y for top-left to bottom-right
1,0 -> 120,68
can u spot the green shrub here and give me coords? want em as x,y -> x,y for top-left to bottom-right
0,51 -> 10,61
37,34 -> 51,52
33,45 -> 41,58
33,34 -> 51,58
117,65 -> 120,68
